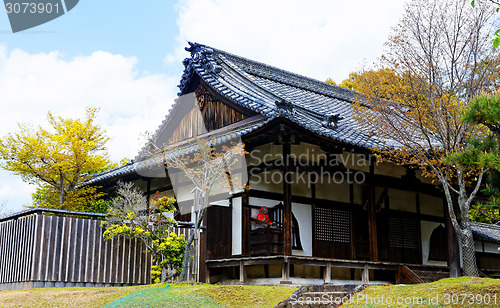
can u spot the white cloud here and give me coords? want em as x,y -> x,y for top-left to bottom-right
0,0 -> 408,213
169,0 -> 406,83
0,47 -> 178,212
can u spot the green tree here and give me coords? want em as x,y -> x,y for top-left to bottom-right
345,0 -> 500,277
461,94 -> 500,223
102,181 -> 186,282
0,107 -> 110,210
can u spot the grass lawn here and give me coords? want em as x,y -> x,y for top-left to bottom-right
342,277 -> 500,307
0,283 -> 296,308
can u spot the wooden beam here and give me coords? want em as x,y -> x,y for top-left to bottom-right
283,142 -> 292,256
247,161 -> 443,198
368,160 -> 378,261
205,256 -> 402,272
241,192 -> 250,257
444,199 -> 460,278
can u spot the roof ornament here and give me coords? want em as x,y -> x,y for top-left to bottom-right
178,42 -> 222,95
185,42 -> 222,74
275,99 -> 295,117
322,113 -> 344,129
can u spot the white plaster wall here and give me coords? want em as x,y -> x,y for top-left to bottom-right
474,241 -> 500,254
480,242 -> 500,254
374,161 -> 407,178
474,241 -> 483,252
420,194 -> 444,217
291,143 -> 325,165
173,181 -> 195,202
338,152 -> 370,173
291,174 -> 312,197
421,221 -> 447,266
485,242 -> 500,253
249,170 -> 283,193
389,189 -> 417,213
292,202 -> 313,257
232,197 -> 242,256
246,143 -> 282,165
316,180 -> 350,203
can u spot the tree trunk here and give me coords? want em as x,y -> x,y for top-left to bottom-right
180,206 -> 207,281
459,225 -> 479,277
59,177 -> 65,209
440,167 -> 483,278
161,267 -> 167,283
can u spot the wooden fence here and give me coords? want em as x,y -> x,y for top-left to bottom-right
0,208 -> 193,290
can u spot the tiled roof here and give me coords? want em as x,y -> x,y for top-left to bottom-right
90,42 -> 386,184
471,222 -> 500,244
177,42 -> 385,149
87,115 -> 270,184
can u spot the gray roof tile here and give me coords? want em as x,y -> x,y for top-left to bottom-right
90,42 -> 387,184
472,222 -> 500,244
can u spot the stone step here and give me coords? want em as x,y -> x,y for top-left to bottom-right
307,283 -> 358,292
410,269 -> 450,283
277,284 -> 363,308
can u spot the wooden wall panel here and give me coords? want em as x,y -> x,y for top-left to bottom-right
167,85 -> 249,145
0,214 -> 191,286
205,206 -> 232,260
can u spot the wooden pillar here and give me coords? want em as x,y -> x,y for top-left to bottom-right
199,228 -> 207,283
362,264 -> 369,284
280,257 -> 291,284
350,183 -> 355,260
444,199 -> 460,277
368,160 -> 378,261
311,174 -> 317,256
324,262 -> 332,283
239,260 -> 246,283
241,192 -> 250,257
283,143 -> 292,256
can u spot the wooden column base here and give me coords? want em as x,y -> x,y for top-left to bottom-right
280,258 -> 292,284
239,260 -> 246,284
324,262 -> 332,283
362,264 -> 369,284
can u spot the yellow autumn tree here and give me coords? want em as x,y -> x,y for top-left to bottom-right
0,107 -> 110,210
335,0 -> 500,277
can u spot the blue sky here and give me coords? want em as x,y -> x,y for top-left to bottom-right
0,0 -> 407,213
0,1 -> 181,75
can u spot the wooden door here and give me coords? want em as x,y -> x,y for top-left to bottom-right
314,206 -> 351,259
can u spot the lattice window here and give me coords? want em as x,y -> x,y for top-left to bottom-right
332,209 -> 350,243
316,207 -> 333,241
315,207 -> 350,243
388,217 -> 418,249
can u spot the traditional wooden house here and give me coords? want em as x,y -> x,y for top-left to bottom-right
88,42 -> 500,285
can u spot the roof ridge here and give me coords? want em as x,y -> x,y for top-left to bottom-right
206,45 -> 359,102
